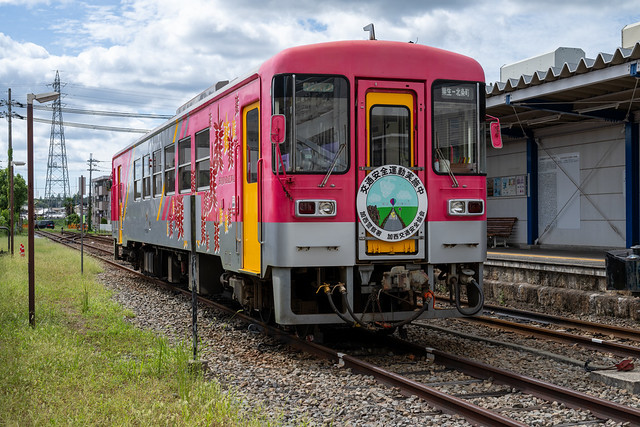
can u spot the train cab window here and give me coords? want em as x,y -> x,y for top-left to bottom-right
195,129 -> 210,190
369,105 -> 411,167
432,81 -> 485,174
142,154 -> 151,198
246,108 -> 259,183
164,145 -> 175,195
152,149 -> 162,197
272,74 -> 349,174
178,137 -> 191,193
133,158 -> 142,200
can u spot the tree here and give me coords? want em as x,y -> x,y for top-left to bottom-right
66,213 -> 80,226
64,197 -> 75,216
0,167 -> 27,219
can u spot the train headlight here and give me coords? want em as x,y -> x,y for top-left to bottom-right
318,201 -> 336,216
448,199 -> 484,216
449,200 -> 465,215
295,200 -> 337,217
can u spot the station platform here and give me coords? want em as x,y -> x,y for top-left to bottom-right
482,246 -> 640,321
487,246 -> 605,269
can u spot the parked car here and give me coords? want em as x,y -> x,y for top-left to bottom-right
35,220 -> 55,229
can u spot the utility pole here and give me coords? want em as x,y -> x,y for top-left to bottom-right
87,153 -> 97,232
79,176 -> 85,273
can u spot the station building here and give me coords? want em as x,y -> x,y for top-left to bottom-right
486,22 -> 640,251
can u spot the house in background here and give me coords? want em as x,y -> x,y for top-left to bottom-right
91,175 -> 112,231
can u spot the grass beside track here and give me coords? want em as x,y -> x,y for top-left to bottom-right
0,236 -> 272,426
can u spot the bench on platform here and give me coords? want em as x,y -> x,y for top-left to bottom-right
487,217 -> 517,248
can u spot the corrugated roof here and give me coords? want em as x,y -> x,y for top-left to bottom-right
486,42 -> 640,134
487,42 -> 640,96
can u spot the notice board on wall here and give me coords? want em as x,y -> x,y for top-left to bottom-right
538,153 -> 580,230
487,175 -> 527,198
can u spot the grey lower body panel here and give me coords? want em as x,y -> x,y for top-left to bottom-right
427,220 -> 486,264
262,222 -> 356,271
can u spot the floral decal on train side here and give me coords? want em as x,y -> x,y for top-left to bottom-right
199,98 -> 239,254
167,195 -> 185,241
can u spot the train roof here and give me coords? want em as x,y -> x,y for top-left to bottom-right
260,40 -> 484,81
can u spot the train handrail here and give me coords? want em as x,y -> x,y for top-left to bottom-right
257,158 -> 264,244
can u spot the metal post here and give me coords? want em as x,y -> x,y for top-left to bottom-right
79,176 -> 84,274
26,90 -> 59,328
27,95 -> 35,327
190,195 -> 198,360
8,88 -> 13,255
88,153 -> 93,232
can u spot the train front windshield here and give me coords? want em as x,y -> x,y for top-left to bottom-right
432,81 -> 486,175
272,74 -> 349,174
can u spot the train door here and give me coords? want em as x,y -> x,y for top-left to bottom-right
241,102 -> 261,274
117,165 -> 123,244
356,80 -> 427,260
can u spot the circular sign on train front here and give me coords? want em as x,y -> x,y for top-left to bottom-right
356,165 -> 428,242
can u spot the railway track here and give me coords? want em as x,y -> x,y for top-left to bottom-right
39,232 -> 640,426
428,297 -> 640,359
463,314 -> 640,359
483,303 -> 640,342
36,230 -> 113,256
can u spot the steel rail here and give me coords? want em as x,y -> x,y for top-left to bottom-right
465,315 -> 640,359
36,230 -> 112,255
380,334 -> 640,426
483,303 -> 640,342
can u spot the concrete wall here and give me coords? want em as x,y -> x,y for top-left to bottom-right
534,123 -> 625,248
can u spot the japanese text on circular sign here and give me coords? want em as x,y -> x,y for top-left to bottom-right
356,165 -> 428,242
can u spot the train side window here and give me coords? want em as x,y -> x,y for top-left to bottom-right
246,108 -> 259,183
142,154 -> 151,198
178,136 -> 191,193
164,145 -> 175,195
195,129 -> 210,190
133,158 -> 142,200
272,74 -> 349,174
152,149 -> 162,197
432,81 -> 483,174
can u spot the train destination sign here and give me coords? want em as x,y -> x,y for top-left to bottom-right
357,165 -> 428,242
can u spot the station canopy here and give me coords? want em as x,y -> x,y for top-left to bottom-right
486,42 -> 640,136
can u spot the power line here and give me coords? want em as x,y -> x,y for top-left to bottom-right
7,101 -> 172,119
10,115 -> 149,133
32,104 -> 173,119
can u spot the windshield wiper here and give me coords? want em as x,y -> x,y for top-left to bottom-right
435,146 -> 459,188
319,143 -> 346,187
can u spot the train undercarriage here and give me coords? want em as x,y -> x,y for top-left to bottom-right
116,240 -> 484,330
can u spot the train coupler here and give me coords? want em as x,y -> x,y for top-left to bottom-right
381,266 -> 428,292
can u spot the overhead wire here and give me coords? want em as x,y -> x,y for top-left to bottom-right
10,115 -> 149,133
32,104 -> 173,119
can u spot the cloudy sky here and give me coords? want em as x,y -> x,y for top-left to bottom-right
1,0 -> 638,199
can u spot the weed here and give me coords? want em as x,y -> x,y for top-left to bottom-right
81,281 -> 90,313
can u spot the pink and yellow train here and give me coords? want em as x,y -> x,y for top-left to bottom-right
112,39 -> 501,329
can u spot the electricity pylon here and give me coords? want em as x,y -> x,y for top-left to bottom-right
44,70 -> 71,210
